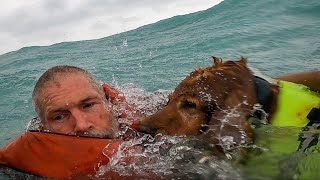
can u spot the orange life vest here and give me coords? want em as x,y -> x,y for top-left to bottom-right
0,132 -> 123,179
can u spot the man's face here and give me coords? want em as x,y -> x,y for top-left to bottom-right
40,73 -> 118,138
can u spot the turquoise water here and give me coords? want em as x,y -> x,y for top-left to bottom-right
0,0 -> 319,178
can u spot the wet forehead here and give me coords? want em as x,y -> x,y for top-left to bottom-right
41,73 -> 101,107
50,72 -> 89,87
46,73 -> 97,95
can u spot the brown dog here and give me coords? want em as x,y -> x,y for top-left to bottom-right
137,57 -> 320,153
138,57 -> 262,151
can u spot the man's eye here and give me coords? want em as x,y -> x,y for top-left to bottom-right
83,102 -> 94,109
53,114 -> 65,121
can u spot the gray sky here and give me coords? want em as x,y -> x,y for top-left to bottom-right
0,0 -> 222,55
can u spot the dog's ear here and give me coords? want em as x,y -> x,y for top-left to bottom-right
212,56 -> 222,67
204,89 -> 254,148
238,57 -> 247,65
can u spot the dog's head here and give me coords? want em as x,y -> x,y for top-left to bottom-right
138,57 -> 256,147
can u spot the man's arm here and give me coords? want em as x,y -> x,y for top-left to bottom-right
276,71 -> 320,92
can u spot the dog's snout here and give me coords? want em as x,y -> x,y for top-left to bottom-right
137,123 -> 158,136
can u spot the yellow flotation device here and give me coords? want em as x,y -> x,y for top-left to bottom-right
271,81 -> 320,127
245,80 -> 320,180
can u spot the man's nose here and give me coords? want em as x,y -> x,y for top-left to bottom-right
72,110 -> 92,135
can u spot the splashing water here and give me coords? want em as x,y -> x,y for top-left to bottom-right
117,83 -> 170,116
98,134 -> 243,180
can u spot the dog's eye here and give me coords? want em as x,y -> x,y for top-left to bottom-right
182,100 -> 197,109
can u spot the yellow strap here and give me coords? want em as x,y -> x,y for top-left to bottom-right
271,81 -> 320,127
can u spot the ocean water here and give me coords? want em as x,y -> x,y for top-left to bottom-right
0,0 -> 319,179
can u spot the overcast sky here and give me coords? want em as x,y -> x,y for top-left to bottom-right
0,0 -> 223,55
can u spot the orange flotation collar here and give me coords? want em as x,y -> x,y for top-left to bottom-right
0,132 -> 123,179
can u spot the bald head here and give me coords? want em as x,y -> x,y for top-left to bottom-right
32,65 -> 104,121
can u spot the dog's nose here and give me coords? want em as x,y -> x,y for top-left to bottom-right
136,123 -> 158,136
